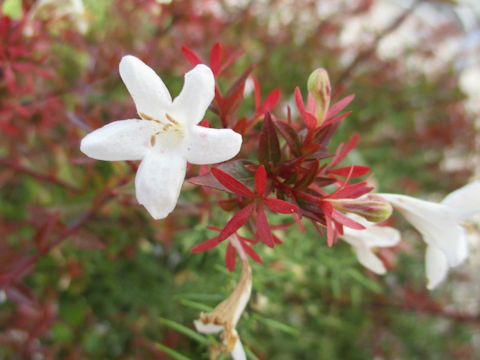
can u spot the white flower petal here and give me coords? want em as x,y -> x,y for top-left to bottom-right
380,193 -> 465,267
353,243 -> 387,274
231,334 -> 247,360
135,152 -> 186,219
442,181 -> 480,221
343,214 -> 401,247
341,214 -> 400,274
193,320 -> 224,334
171,64 -> 215,126
119,55 -> 172,120
184,126 -> 242,165
425,244 -> 449,290
80,119 -> 152,161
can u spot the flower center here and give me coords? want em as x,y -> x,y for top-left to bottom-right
139,112 -> 184,149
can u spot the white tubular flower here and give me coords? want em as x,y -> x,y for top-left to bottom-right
340,214 -> 401,274
194,237 -> 251,360
81,56 -> 242,219
380,181 -> 480,289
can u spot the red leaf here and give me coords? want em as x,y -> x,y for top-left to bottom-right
256,204 -> 275,248
239,240 -> 263,264
329,134 -> 360,169
218,203 -> 255,242
264,198 -> 298,214
258,112 -> 281,168
325,94 -> 355,121
254,165 -> 267,196
330,165 -> 370,177
274,120 -> 301,154
210,42 -> 222,75
295,160 -> 320,190
218,49 -> 244,75
294,87 -> 306,113
211,168 -> 255,197
191,236 -> 221,253
225,241 -> 236,272
330,181 -> 372,199
253,76 -> 261,113
261,89 -> 281,113
181,46 -> 203,66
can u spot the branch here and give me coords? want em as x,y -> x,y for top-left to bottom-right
336,0 -> 425,86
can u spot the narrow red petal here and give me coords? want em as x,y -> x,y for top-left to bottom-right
218,203 -> 255,242
256,204 -> 275,248
211,168 -> 255,197
254,165 -> 267,196
264,198 -> 298,214
225,241 -> 236,272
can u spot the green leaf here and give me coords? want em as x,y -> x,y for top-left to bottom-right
156,343 -> 192,360
259,317 -> 299,336
2,0 -> 23,20
159,317 -> 209,345
178,298 -> 213,313
346,269 -> 382,294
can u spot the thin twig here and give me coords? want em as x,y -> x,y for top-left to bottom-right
0,157 -> 80,192
336,0 -> 425,86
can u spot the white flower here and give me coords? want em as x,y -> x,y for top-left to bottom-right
194,236 -> 251,360
340,214 -> 401,274
380,181 -> 480,289
80,56 -> 242,219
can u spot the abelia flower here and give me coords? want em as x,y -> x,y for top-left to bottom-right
380,181 -> 480,289
80,55 -> 242,219
340,214 -> 400,274
194,238 -> 252,360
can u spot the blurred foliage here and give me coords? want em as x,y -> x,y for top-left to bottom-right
0,0 -> 479,359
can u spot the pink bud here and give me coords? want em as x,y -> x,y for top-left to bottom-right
329,195 -> 393,223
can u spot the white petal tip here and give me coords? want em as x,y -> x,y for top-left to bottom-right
193,320 -> 224,334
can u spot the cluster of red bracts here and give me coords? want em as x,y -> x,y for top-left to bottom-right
184,43 -> 374,271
